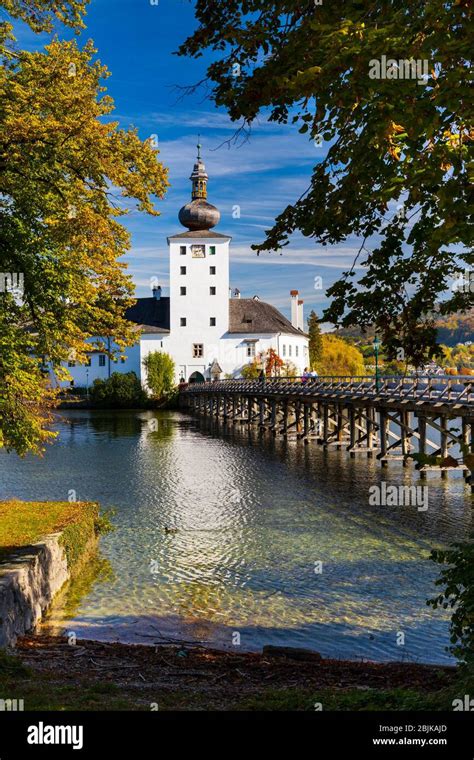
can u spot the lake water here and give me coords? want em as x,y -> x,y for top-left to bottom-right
0,410 -> 472,663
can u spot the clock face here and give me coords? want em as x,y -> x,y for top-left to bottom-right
191,245 -> 205,258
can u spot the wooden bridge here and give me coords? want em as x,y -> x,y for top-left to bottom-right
180,375 -> 474,491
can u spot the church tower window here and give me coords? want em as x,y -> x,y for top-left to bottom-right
210,286 -> 216,295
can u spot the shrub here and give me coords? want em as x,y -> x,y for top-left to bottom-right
90,372 -> 147,408
241,360 -> 261,379
142,352 -> 175,399
427,533 -> 474,671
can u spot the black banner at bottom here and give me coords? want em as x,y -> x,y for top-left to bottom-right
0,711 -> 472,757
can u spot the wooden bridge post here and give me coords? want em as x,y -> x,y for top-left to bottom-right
400,410 -> 409,466
295,401 -> 301,436
379,408 -> 388,466
282,399 -> 289,438
302,403 -> 310,443
349,406 -> 356,457
418,415 -> 427,480
336,404 -> 343,449
440,414 -> 448,478
366,406 -> 374,457
270,399 -> 277,436
322,404 -> 329,446
259,398 -> 265,428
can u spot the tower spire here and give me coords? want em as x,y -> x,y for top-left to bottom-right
178,139 -> 221,230
190,138 -> 208,200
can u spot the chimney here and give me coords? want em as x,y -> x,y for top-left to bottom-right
152,285 -> 162,300
298,299 -> 304,330
290,290 -> 299,328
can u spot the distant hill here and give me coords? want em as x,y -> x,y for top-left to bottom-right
332,309 -> 474,347
436,309 -> 474,345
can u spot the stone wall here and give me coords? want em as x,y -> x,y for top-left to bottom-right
0,534 -> 70,648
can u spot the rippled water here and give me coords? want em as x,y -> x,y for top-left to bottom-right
0,410 -> 472,663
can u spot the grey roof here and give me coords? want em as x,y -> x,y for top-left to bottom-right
228,298 -> 306,336
124,295 -> 305,338
125,297 -> 170,333
168,230 -> 231,240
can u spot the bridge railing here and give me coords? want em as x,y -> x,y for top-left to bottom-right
181,375 -> 474,404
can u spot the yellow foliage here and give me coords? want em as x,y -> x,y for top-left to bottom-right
0,36 -> 169,454
316,335 -> 365,377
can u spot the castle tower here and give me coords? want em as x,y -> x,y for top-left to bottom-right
167,142 -> 231,383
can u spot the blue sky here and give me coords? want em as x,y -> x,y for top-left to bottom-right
9,0 -> 366,321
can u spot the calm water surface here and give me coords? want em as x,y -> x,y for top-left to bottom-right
0,410 -> 472,663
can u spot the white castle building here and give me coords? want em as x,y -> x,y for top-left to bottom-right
61,145 -> 309,388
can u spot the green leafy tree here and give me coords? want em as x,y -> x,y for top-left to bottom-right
428,534 -> 474,671
0,2 -> 169,454
307,310 -> 323,370
179,1 -> 472,365
143,352 -> 175,399
241,359 -> 260,379
90,372 -> 147,409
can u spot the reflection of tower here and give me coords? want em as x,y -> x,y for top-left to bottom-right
168,141 -> 231,382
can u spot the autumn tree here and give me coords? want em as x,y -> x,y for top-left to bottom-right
317,335 -> 365,377
241,360 -> 260,380
264,347 -> 284,377
0,3 -> 168,454
307,310 -> 323,370
179,1 -> 473,365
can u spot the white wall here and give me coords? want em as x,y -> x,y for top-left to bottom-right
188,332 -> 309,379
51,337 -> 141,389
167,234 -> 230,382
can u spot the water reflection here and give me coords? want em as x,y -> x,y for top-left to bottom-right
0,410 -> 472,663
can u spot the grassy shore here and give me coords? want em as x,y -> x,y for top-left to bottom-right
0,636 -> 464,711
0,500 -> 108,564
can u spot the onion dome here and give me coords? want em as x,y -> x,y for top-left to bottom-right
178,141 -> 221,231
